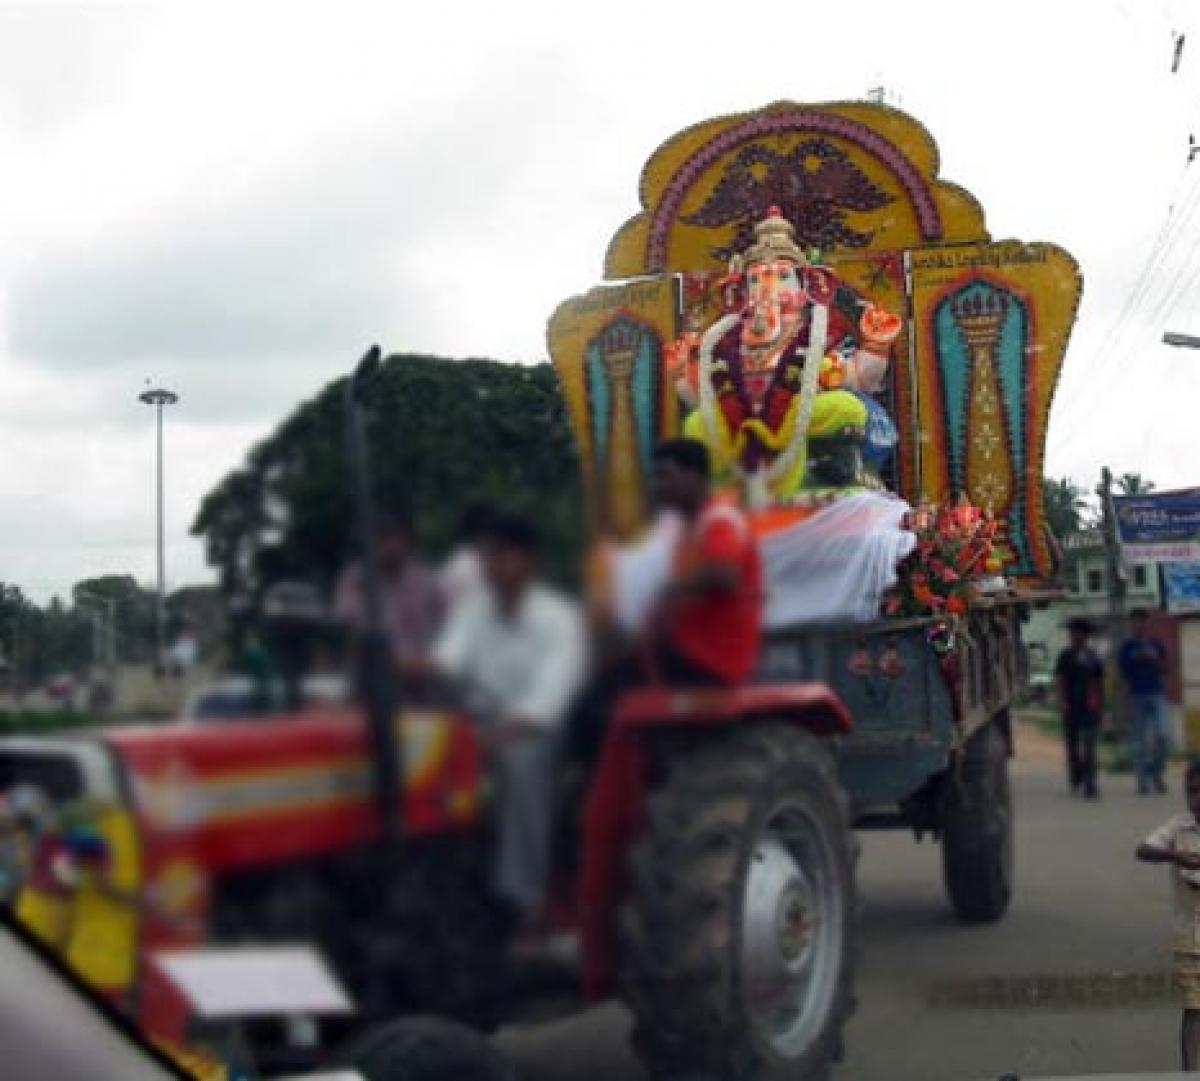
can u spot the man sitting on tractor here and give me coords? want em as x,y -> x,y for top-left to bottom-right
334,507 -> 446,683
572,437 -> 765,765
411,511 -> 585,933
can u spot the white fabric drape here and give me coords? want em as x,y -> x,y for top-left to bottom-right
759,493 -> 916,627
605,494 -> 915,634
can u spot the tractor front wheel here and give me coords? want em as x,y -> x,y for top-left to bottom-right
621,725 -> 857,1081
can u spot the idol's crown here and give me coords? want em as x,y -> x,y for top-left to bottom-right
734,206 -> 808,269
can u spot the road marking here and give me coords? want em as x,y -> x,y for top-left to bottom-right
927,971 -> 1175,1009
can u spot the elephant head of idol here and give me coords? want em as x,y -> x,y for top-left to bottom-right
727,207 -> 835,364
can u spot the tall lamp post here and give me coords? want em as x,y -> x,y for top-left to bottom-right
139,386 -> 178,670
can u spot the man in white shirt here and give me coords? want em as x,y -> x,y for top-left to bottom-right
426,511 -> 584,929
1137,760 -> 1200,1069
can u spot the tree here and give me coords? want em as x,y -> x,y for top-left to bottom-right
1116,473 -> 1156,496
1043,476 -> 1089,540
71,575 -> 157,663
192,354 -> 584,612
0,577 -> 164,694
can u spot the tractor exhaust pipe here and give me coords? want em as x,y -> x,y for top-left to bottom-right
343,345 -> 403,843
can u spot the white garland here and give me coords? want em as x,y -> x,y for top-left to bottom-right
698,312 -> 741,462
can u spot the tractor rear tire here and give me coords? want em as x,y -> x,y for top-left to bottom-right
344,1016 -> 516,1081
941,719 -> 1013,923
621,724 -> 857,1081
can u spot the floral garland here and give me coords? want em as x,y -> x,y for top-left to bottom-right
697,304 -> 829,507
882,496 -> 1004,619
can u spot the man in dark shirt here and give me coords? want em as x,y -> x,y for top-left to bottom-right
1119,607 -> 1170,795
1055,618 -> 1105,799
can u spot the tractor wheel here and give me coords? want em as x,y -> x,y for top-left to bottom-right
941,719 -> 1013,923
344,1016 -> 516,1081
622,724 -> 857,1081
356,850 -> 510,1030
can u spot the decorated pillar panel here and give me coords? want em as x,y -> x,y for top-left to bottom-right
908,241 -> 1082,581
547,278 -> 678,536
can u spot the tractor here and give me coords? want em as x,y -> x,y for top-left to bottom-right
3,347 -> 859,1081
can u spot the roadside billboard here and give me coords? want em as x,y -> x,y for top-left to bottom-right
1163,561 -> 1200,615
1113,488 -> 1200,563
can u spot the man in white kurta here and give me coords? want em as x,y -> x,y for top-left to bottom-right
431,512 -> 584,926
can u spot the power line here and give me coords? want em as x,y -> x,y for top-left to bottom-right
1049,158 -> 1200,459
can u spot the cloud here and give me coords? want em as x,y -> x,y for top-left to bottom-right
1,0 -> 1200,601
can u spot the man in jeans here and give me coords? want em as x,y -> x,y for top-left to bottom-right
1120,607 -> 1170,795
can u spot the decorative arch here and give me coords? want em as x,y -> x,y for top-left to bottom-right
645,108 -> 943,270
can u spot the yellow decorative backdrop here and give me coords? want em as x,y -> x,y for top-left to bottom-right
548,101 -> 1082,578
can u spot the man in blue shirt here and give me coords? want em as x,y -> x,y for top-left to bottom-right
1119,607 -> 1170,795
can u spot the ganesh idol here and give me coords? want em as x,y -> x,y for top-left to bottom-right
677,207 -> 902,506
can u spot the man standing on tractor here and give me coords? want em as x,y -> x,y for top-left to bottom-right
572,437 -> 764,764
416,511 -> 584,932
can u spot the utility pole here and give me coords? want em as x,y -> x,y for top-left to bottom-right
1099,466 -> 1129,735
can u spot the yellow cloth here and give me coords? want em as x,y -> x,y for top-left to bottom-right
64,807 -> 140,991
683,406 -> 808,500
808,390 -> 868,439
16,806 -> 141,993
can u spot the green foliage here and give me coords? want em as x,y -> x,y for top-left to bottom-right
0,709 -> 99,736
1116,473 -> 1156,496
0,584 -> 90,687
1042,476 -> 1089,541
0,575 -> 162,692
72,574 -> 157,663
192,354 -> 583,607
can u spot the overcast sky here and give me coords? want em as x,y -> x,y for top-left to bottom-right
0,0 -> 1197,602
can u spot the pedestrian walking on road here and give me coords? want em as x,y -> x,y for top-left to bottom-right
1120,607 -> 1171,795
1055,618 -> 1104,799
1136,760 -> 1200,1070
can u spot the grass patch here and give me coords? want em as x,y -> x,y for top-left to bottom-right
0,710 -> 101,736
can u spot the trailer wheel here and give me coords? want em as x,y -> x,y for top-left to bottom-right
345,1016 -> 516,1081
621,725 -> 857,1081
942,719 -> 1013,923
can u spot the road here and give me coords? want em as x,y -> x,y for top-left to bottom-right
497,723 -> 1190,1080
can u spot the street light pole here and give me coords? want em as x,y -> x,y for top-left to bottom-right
139,386 -> 178,670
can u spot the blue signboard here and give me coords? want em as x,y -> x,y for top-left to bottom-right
1163,561 -> 1200,614
1114,488 -> 1200,561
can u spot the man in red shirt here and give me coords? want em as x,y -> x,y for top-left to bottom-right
572,438 -> 763,763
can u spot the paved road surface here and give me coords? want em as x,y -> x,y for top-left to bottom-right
498,724 -> 1190,1080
